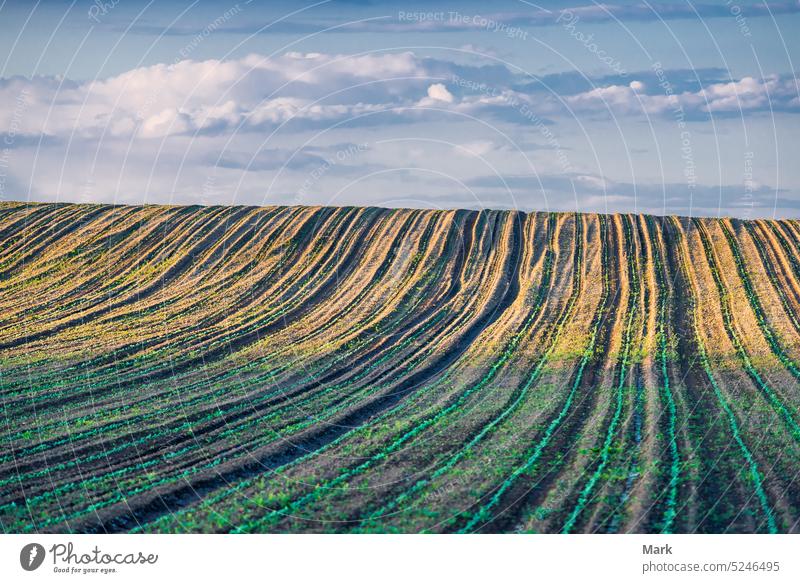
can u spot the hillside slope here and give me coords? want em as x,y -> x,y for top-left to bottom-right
1,202 -> 799,533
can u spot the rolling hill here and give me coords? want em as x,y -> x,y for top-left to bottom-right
1,202 -> 799,533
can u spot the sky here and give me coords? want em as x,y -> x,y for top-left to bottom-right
0,0 -> 798,218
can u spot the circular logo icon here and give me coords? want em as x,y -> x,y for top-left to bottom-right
20,543 -> 46,571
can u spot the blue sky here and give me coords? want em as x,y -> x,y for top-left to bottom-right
1,0 -> 798,217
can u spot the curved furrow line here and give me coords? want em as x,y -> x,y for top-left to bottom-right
0,205 -> 110,282
15,209 -> 490,531
453,214 -> 611,534
4,206 -> 275,338
0,305 -> 456,527
3,204 -> 799,533
742,221 -> 800,340
0,206 -> 252,351
74,211 -> 507,532
352,213 -> 584,532
279,212 -> 556,530
659,218 -> 752,532
4,256 -> 464,530
645,215 -> 681,533
693,219 -> 800,444
178,211 -> 524,534
671,217 -> 777,534
560,214 -> 640,533
0,206 -> 304,395
719,220 -> 800,382
0,205 -> 163,316
0,205 -> 207,313
0,204 -> 65,258
0,209 -> 315,376
2,209 -> 412,426
0,205 -> 242,373
1,209 -> 354,453
0,211 -> 465,492
0,293 -> 453,508
763,220 -> 800,305
598,215 -> 652,534
0,210 -> 425,444
0,208 -> 383,458
0,206 -> 360,408
776,220 -> 800,258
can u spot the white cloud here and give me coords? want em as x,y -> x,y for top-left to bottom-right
0,52 -> 440,140
0,51 -> 795,214
426,83 -> 454,103
1,52 -> 795,145
563,74 -> 799,116
455,140 -> 496,157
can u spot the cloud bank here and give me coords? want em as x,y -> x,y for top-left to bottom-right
0,51 -> 796,216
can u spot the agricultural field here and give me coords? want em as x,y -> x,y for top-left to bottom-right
1,202 -> 800,533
